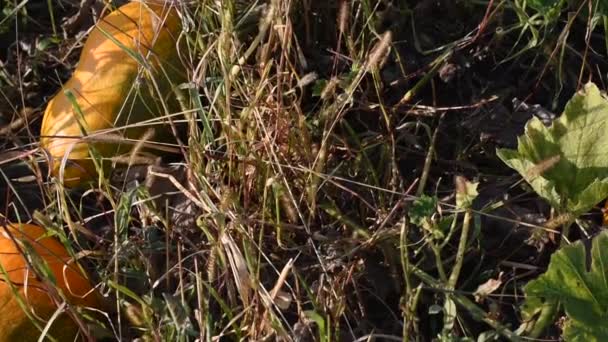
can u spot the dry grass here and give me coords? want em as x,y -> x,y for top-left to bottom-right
0,0 -> 606,340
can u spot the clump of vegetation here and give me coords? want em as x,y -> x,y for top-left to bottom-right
1,0 -> 608,340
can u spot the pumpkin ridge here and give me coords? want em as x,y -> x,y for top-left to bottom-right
0,223 -> 103,341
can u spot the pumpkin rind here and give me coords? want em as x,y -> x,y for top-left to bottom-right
0,223 -> 102,341
40,1 -> 184,186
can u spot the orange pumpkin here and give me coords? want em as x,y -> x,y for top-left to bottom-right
40,1 -> 185,186
0,223 -> 102,341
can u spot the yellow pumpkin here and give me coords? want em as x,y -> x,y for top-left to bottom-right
40,1 -> 185,186
0,223 -> 102,341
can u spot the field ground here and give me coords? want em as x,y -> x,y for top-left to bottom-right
1,0 -> 607,340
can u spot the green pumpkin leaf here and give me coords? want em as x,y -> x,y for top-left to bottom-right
521,231 -> 608,341
497,82 -> 608,217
